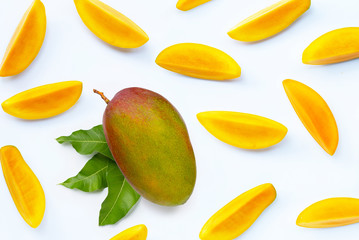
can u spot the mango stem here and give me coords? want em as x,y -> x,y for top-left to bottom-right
93,89 -> 110,104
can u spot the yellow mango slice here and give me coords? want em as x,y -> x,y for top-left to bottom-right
2,81 -> 83,120
156,43 -> 241,80
200,183 -> 276,240
297,198 -> 359,228
110,224 -> 148,240
197,111 -> 287,149
0,0 -> 46,77
176,0 -> 211,11
228,0 -> 310,42
0,146 -> 45,228
283,79 -> 338,155
74,0 -> 149,48
302,27 -> 359,65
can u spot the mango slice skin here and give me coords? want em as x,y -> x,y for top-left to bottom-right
103,88 -> 196,206
197,111 -> 287,149
302,27 -> 359,65
200,183 -> 276,240
0,146 -> 45,228
228,0 -> 310,42
155,43 -> 241,80
2,81 -> 83,120
0,0 -> 46,77
176,0 -> 211,11
110,224 -> 148,240
74,0 -> 149,48
283,79 -> 338,155
297,198 -> 359,228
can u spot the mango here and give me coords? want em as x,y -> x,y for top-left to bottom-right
302,27 -> 359,65
0,0 -> 46,77
95,88 -> 196,206
228,0 -> 310,42
297,198 -> 359,228
2,81 -> 83,120
283,79 -> 338,155
110,224 -> 148,240
74,0 -> 149,48
200,183 -> 276,240
176,0 -> 211,11
0,146 -> 45,228
197,111 -> 287,149
155,43 -> 241,80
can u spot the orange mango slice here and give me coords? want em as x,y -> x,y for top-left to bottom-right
156,43 -> 241,80
228,0 -> 310,42
74,0 -> 149,48
2,81 -> 83,120
0,146 -> 45,228
110,224 -> 148,240
283,79 -> 338,155
0,0 -> 46,77
297,198 -> 359,228
197,111 -> 287,149
303,27 -> 359,65
176,0 -> 211,11
200,183 -> 276,240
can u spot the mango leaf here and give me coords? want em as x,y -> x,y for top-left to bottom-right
99,161 -> 140,226
61,154 -> 111,192
56,125 -> 113,159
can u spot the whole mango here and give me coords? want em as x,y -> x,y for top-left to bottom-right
95,88 -> 196,206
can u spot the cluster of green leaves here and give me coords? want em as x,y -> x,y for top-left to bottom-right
56,125 -> 140,226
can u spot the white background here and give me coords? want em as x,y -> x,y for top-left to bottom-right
0,0 -> 359,239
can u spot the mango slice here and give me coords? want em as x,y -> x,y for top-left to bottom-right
283,79 -> 338,155
0,146 -> 45,228
228,0 -> 310,42
110,224 -> 148,240
302,27 -> 359,65
2,81 -> 83,120
176,0 -> 211,11
297,198 -> 359,228
74,0 -> 149,48
200,183 -> 276,240
0,0 -> 46,77
197,111 -> 287,149
155,43 -> 241,80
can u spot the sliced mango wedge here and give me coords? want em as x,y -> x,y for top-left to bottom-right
0,0 -> 46,77
74,0 -> 149,48
110,224 -> 148,240
156,43 -> 241,80
297,198 -> 359,228
2,81 -> 83,120
176,0 -> 211,11
200,183 -> 276,240
228,0 -> 310,42
283,79 -> 338,155
303,27 -> 359,65
0,146 -> 45,228
197,111 -> 287,149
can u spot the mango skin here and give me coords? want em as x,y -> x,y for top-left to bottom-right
103,88 -> 196,206
156,43 -> 241,80
0,0 -> 46,77
303,27 -> 359,65
297,198 -> 359,228
228,0 -> 310,42
110,224 -> 148,240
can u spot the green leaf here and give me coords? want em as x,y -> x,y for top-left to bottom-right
56,125 -> 113,159
61,154 -> 112,192
99,161 -> 140,226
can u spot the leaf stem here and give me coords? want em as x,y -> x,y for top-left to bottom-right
94,89 -> 110,104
